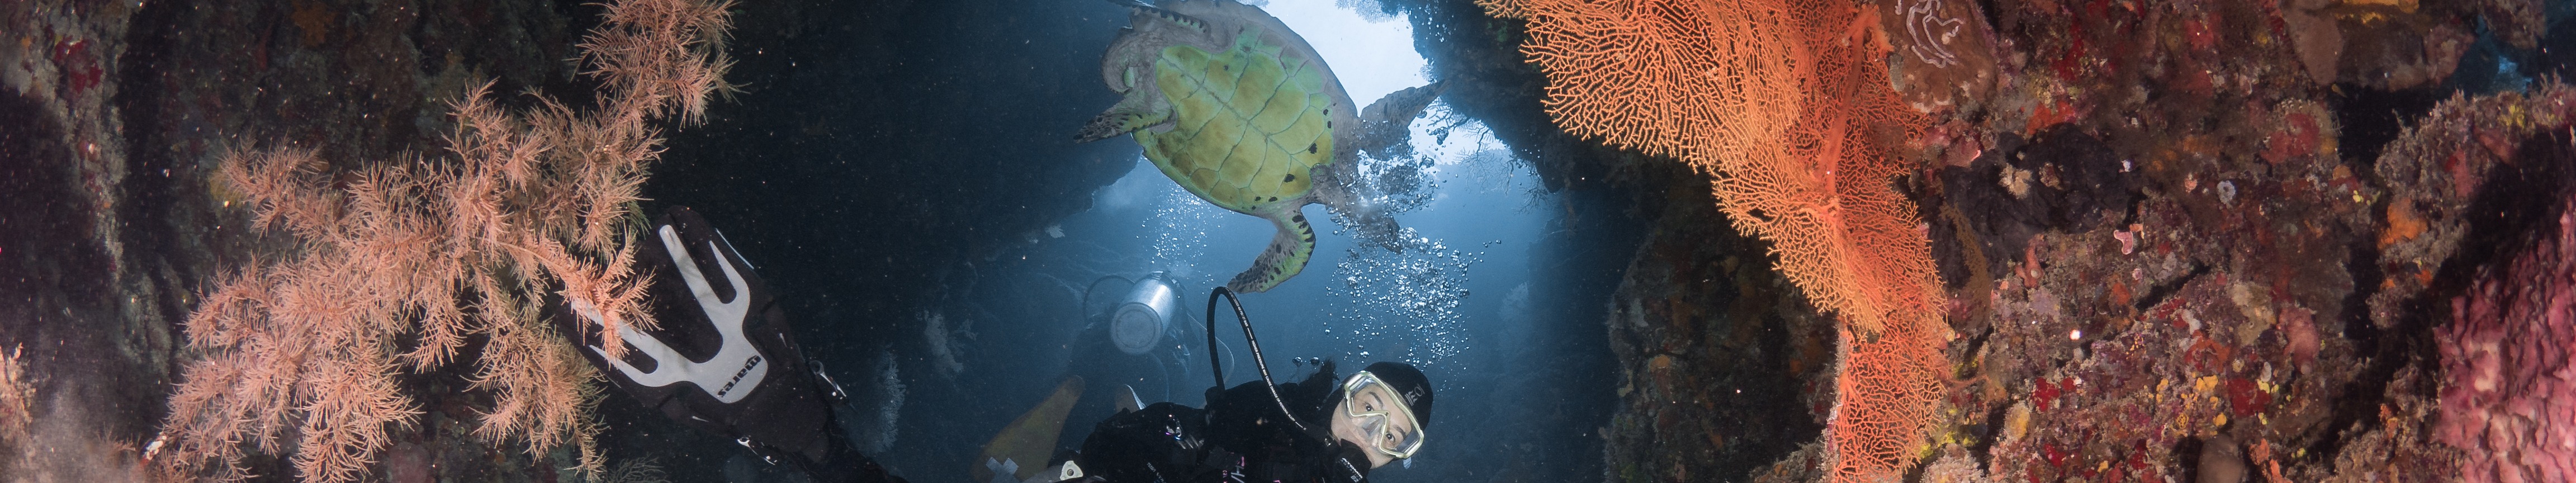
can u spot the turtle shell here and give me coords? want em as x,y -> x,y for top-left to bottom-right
1135,29 -> 1330,213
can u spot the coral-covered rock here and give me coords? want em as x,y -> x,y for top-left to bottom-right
2476,0 -> 2547,50
1882,0 -> 2001,116
2274,0 -> 2473,89
2370,85 -> 2576,327
1601,193 -> 1838,482
2436,149 -> 2576,483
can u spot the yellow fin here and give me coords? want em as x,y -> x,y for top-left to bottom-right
971,376 -> 1087,483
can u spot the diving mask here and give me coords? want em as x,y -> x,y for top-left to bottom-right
1339,371 -> 1426,459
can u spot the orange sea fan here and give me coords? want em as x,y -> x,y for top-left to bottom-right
1824,311 -> 1947,481
1502,0 -> 1810,165
1493,0 -> 1938,335
1484,0 -> 1947,480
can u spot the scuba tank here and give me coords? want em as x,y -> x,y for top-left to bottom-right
1079,273 -> 1208,404
1110,273 -> 1179,356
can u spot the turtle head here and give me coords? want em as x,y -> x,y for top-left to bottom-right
1098,1 -> 1212,93
1082,0 -> 1225,143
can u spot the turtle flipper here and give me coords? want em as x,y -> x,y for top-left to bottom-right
1340,80 -> 1448,160
1076,94 -> 1172,143
1309,162 -> 1405,252
1227,210 -> 1318,292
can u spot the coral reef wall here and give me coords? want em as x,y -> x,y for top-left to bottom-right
2437,166 -> 2576,483
4,0 -> 197,480
2428,119 -> 2576,483
1428,0 -> 2574,481
1600,176 -> 1839,482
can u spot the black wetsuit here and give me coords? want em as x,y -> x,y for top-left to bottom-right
1069,365 -> 1370,483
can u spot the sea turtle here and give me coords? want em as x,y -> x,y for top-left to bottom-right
1077,0 -> 1442,292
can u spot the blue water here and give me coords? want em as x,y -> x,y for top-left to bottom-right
883,110 -> 1574,482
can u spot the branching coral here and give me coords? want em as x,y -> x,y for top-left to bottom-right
149,0 -> 735,481
1481,0 -> 1943,480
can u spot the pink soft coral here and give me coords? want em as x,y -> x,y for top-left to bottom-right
2437,196 -> 2576,483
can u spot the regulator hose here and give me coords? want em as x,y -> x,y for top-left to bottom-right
1205,287 -> 1307,432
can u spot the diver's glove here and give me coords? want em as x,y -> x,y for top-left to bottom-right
561,206 -> 902,483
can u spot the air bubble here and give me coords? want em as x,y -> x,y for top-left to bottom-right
1324,226 -> 1479,370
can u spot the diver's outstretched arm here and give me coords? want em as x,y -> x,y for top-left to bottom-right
560,205 -> 906,483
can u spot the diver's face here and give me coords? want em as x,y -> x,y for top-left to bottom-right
1329,382 -> 1417,469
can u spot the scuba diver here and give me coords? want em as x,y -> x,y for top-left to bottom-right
561,206 -> 1432,483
